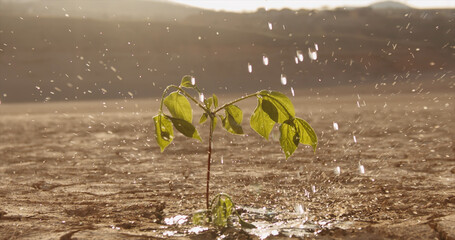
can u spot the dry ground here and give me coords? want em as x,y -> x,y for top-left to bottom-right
0,89 -> 454,239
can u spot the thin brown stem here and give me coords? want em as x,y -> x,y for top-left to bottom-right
206,117 -> 214,209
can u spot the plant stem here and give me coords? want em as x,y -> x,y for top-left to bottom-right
206,116 -> 214,209
214,92 -> 258,114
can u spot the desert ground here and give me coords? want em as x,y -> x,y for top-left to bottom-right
0,87 -> 454,239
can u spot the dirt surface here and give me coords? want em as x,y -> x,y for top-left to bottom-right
1,90 -> 454,239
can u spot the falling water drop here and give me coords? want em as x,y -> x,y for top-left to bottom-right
199,93 -> 204,102
334,166 -> 341,176
247,62 -> 252,73
333,122 -> 339,131
268,22 -> 273,30
314,43 -> 319,51
294,56 -> 299,64
221,156 -> 224,164
308,48 -> 317,60
353,135 -> 357,143
359,165 -> 365,174
290,87 -> 295,96
262,54 -> 269,65
280,74 -> 287,85
296,50 -> 304,62
191,76 -> 196,85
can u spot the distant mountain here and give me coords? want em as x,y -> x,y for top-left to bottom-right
0,0 -> 202,21
369,1 -> 411,10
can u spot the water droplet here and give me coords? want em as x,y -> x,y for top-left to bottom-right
191,76 -> 196,85
247,62 -> 252,73
314,43 -> 319,51
312,185 -> 317,193
290,87 -> 295,96
199,93 -> 204,102
333,122 -> 339,131
262,54 -> 269,65
294,203 -> 305,214
268,22 -> 273,30
359,165 -> 365,174
280,74 -> 287,85
334,166 -> 341,176
308,48 -> 317,60
353,135 -> 357,143
221,156 -> 224,164
296,50 -> 304,62
294,56 -> 299,64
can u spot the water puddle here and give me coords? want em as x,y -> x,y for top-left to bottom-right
159,205 -> 356,239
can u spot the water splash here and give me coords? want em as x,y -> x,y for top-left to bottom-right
188,226 -> 208,234
164,215 -> 188,225
248,62 -> 253,73
280,74 -> 287,85
262,55 -> 269,66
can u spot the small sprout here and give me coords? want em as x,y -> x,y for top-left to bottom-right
154,75 -> 317,228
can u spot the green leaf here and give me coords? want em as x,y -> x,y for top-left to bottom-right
212,94 -> 219,108
250,98 -> 276,139
200,112 -> 208,124
164,91 -> 193,123
239,218 -> 256,229
259,90 -> 295,123
153,114 -> 174,152
204,97 -> 213,109
211,196 -> 233,228
212,116 -> 218,130
180,75 -> 195,88
261,99 -> 279,122
192,210 -> 210,225
222,105 -> 244,134
225,105 -> 243,125
294,118 -> 318,152
169,117 -> 202,141
279,120 -> 299,159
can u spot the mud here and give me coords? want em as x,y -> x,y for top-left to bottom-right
0,90 -> 454,239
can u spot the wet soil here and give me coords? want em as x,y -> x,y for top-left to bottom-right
0,90 -> 454,239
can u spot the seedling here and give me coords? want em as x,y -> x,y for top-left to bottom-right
154,75 -> 317,226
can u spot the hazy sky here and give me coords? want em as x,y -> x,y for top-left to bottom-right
169,0 -> 455,12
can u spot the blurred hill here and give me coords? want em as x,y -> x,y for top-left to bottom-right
0,0 -> 453,103
0,0 -> 201,21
